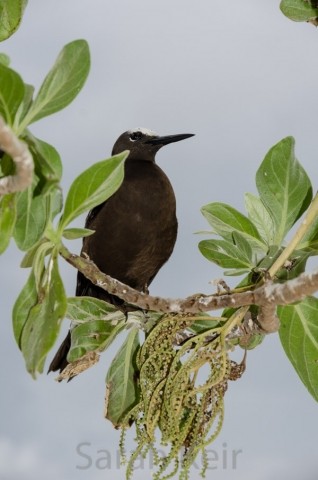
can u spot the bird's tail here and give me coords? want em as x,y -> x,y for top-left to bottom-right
47,331 -> 71,374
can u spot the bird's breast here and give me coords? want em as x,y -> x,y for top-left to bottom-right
83,162 -> 178,289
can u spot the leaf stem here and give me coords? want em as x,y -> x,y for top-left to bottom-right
268,192 -> 318,278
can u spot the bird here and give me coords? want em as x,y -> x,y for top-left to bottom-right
48,127 -> 194,374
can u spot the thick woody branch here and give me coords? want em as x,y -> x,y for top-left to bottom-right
0,117 -> 34,194
257,302 -> 279,333
59,244 -> 318,326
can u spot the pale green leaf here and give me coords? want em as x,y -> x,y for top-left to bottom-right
21,39 -> 90,126
201,202 -> 267,252
232,231 -> 253,262
66,297 -> 125,362
59,152 -> 127,229
20,257 -> 67,377
13,184 -> 48,250
0,0 -> 28,41
32,241 -> 54,289
66,296 -> 119,322
280,0 -> 318,21
20,238 -> 48,268
224,268 -> 253,277
199,238 -> 254,270
244,192 -> 275,246
62,227 -> 95,240
68,319 -> 125,363
256,137 -> 312,244
48,185 -> 63,220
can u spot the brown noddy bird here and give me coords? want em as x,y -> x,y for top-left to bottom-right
48,127 -> 194,374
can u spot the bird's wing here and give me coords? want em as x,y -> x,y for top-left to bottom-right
75,270 -> 91,296
84,203 -> 104,229
75,203 -> 106,297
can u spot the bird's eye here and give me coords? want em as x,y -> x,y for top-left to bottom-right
130,131 -> 143,141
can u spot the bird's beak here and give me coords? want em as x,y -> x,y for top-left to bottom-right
145,133 -> 195,146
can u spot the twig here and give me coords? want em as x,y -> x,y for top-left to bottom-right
59,244 -> 318,323
0,117 -> 34,194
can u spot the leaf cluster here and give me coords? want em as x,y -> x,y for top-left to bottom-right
199,137 -> 318,402
0,41 -> 127,376
0,39 -> 91,252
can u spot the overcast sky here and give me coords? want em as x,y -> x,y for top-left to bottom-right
1,1 -> 318,479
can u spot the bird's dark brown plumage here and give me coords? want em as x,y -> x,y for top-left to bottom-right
48,128 -> 194,374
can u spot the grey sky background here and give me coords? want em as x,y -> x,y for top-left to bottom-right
1,1 -> 318,479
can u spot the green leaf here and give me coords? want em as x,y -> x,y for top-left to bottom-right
278,297 -> 318,402
25,135 -> 62,193
20,256 -> 67,377
12,269 -> 37,346
14,183 -> 62,253
62,227 -> 95,240
0,63 -> 24,124
199,238 -> 254,271
105,329 -> 140,427
20,238 -> 50,268
66,297 -> 126,362
232,231 -> 253,262
32,241 -> 54,289
59,152 -> 127,229
48,185 -> 63,220
201,202 -> 267,252
279,255 -> 309,281
0,0 -> 28,41
66,296 -> 119,322
224,268 -> 254,277
239,333 -> 265,350
188,318 -> 221,334
297,213 -> 318,254
256,137 -> 312,244
14,183 -> 48,250
0,193 -> 16,253
221,305 -> 265,349
13,83 -> 34,127
256,245 -> 283,270
20,39 -> 90,126
0,52 -> 10,66
280,0 -> 318,21
68,319 -> 125,363
244,193 -> 275,246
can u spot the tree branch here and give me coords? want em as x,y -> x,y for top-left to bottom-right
0,116 -> 34,194
59,244 -> 318,332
